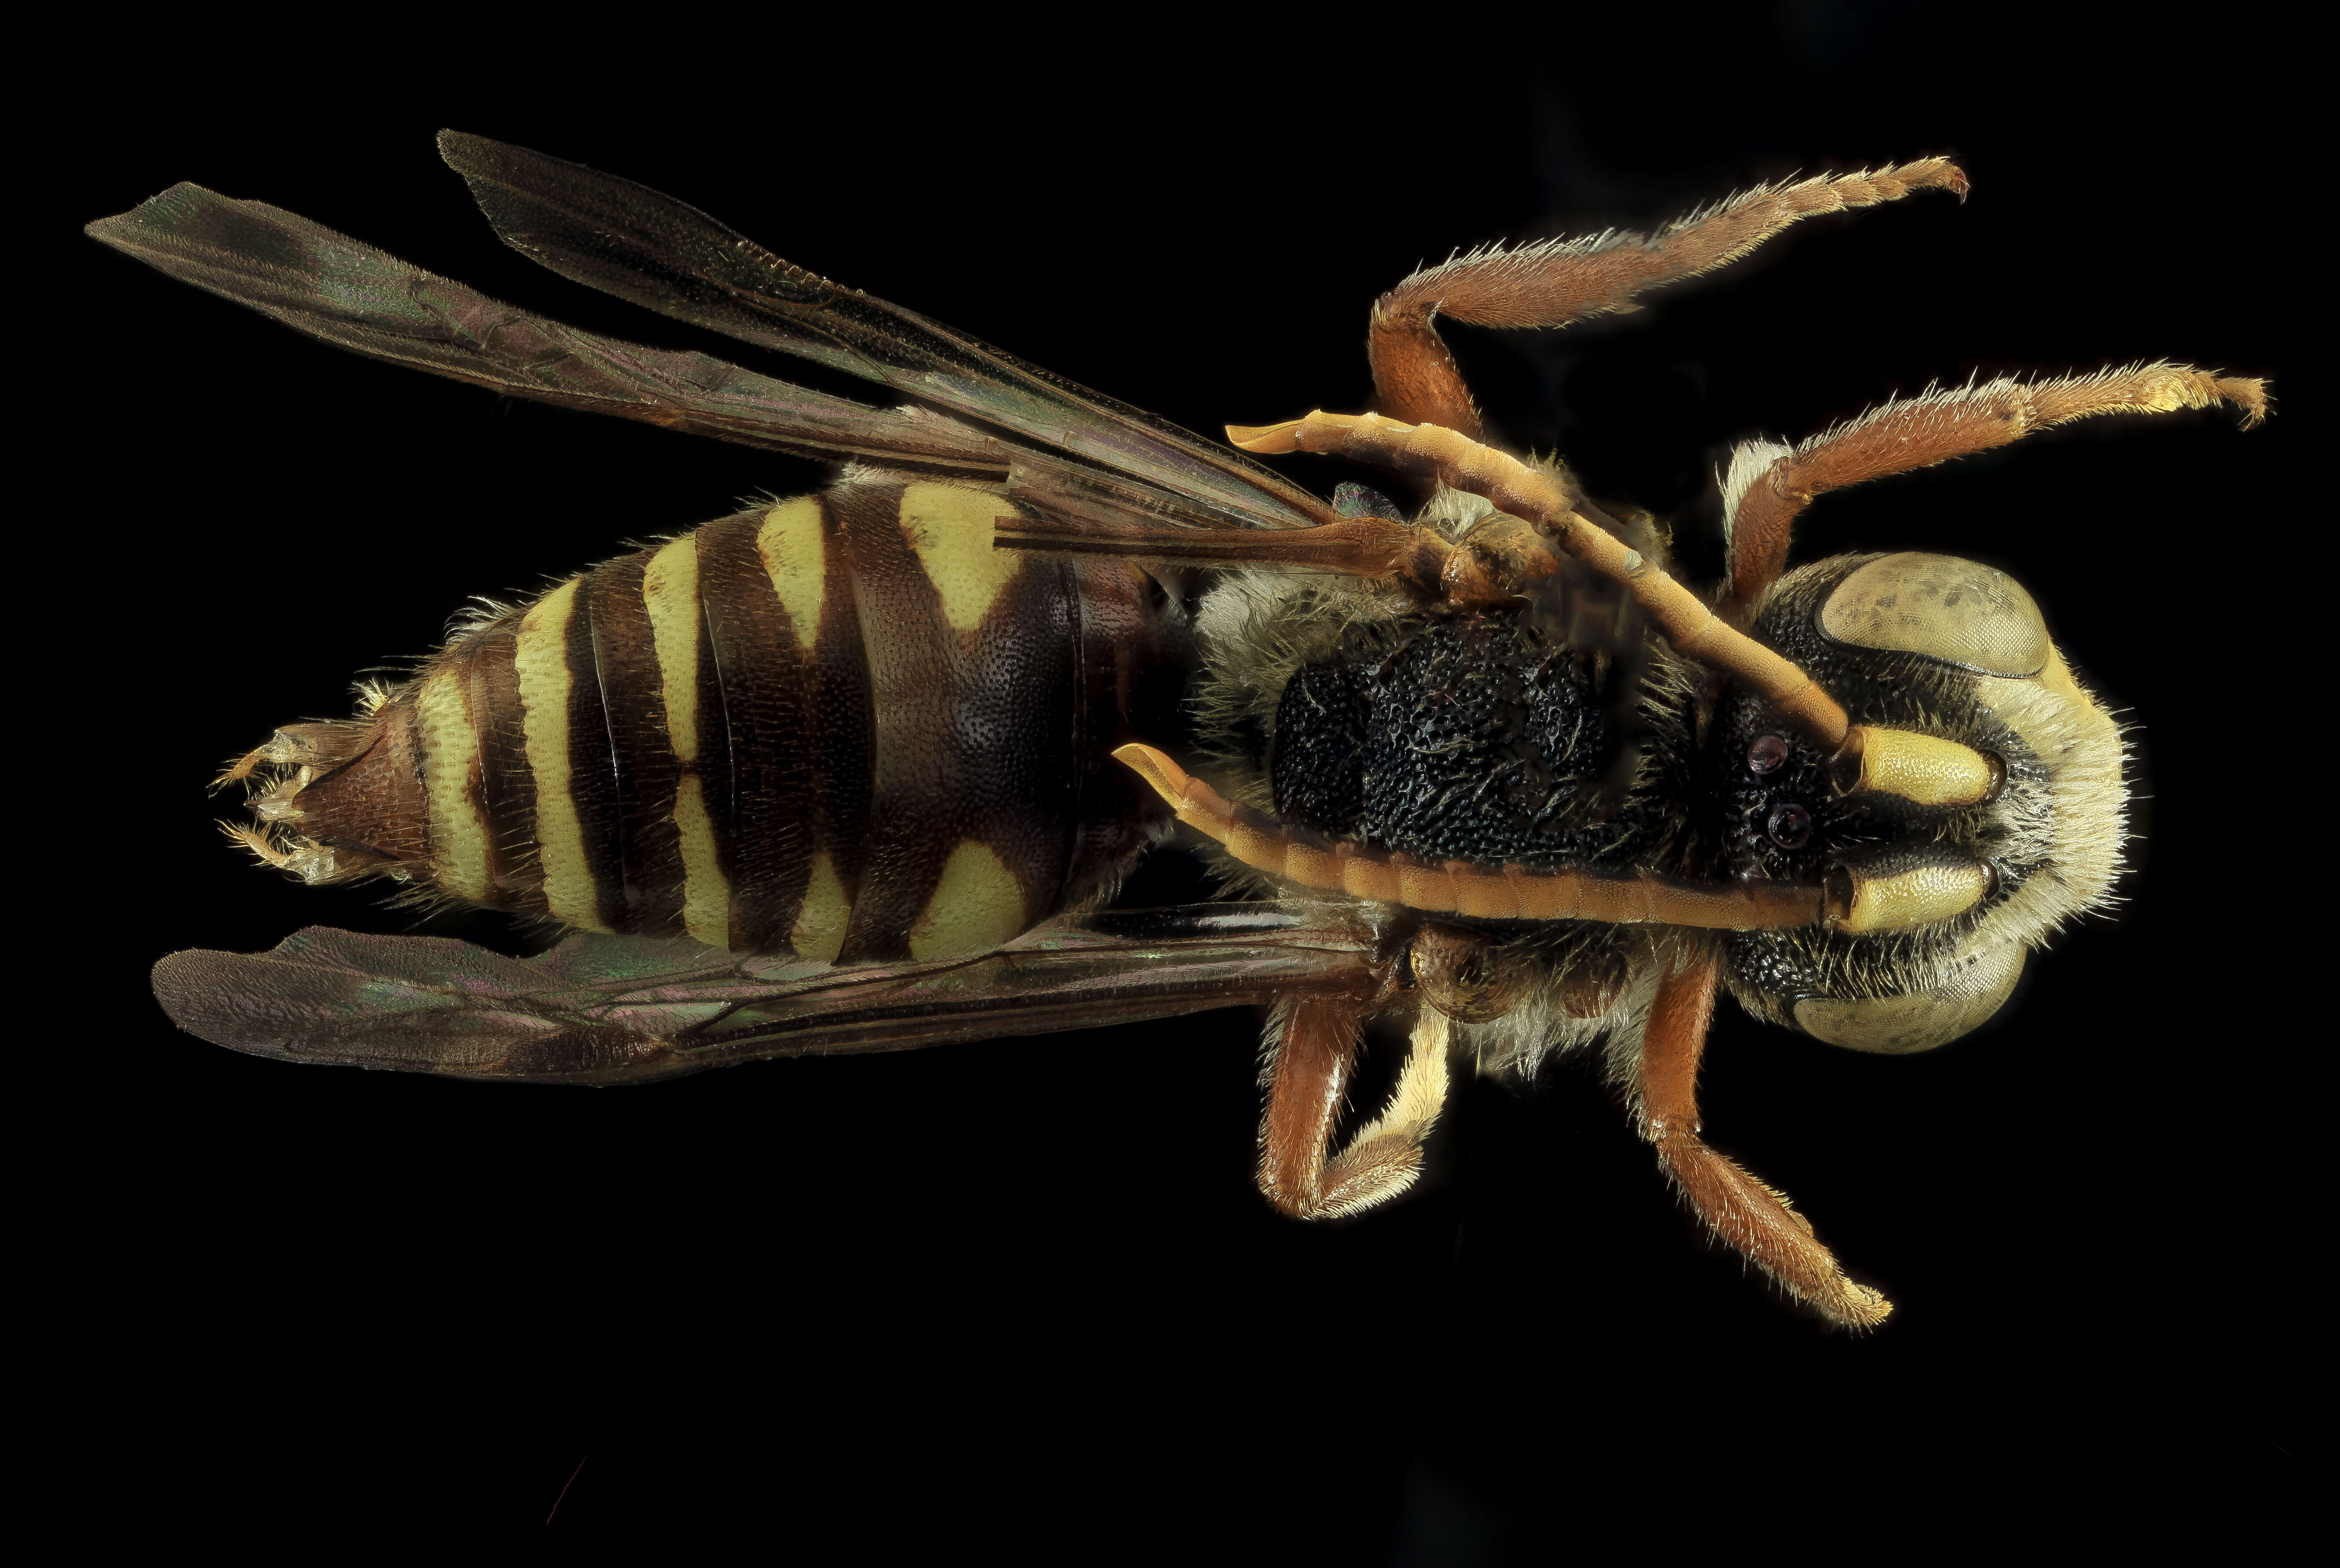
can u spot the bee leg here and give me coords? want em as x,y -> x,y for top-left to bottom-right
1258,999 -> 1451,1220
1720,363 -> 2270,618
1231,413 -> 1856,748
1368,160 -> 1969,436
1634,950 -> 1893,1329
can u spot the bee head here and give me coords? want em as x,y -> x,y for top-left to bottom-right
1717,552 -> 2128,1053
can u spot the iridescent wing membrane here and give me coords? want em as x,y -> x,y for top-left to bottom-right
151,907 -> 1376,1085
433,132 -> 1336,535
93,134 -> 1361,1081
87,132 -> 1337,535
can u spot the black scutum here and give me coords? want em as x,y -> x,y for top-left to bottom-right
1269,662 -> 1372,836
1272,613 -> 1643,868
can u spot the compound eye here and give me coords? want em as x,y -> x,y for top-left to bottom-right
1765,801 -> 1812,849
1747,734 -> 1789,774
1793,939 -> 2026,1054
1818,552 -> 2050,677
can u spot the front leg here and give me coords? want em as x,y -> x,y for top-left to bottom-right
1259,999 -> 1452,1220
1636,950 -> 1893,1329
1721,363 -> 2269,614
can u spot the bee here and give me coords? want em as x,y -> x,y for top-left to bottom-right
94,134 -> 2265,1328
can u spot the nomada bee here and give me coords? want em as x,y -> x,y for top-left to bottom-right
94,134 -> 2267,1326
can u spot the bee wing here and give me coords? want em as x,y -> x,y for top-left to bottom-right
85,182 -> 1011,474
435,131 -> 1337,535
150,904 -> 1376,1085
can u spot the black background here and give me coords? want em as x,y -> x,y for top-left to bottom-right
48,4 -> 2300,1552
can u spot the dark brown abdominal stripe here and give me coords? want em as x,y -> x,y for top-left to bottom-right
269,478 -> 1172,961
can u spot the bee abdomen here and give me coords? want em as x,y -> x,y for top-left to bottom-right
277,476 -> 1175,961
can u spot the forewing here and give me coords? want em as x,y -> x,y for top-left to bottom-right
150,904 -> 1377,1085
436,131 -> 1337,534
85,183 -> 1008,473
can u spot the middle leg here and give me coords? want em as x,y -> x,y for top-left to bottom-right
1258,999 -> 1452,1221
1369,160 -> 1969,436
1227,410 -> 1855,748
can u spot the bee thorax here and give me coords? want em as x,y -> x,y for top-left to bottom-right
1269,613 -> 1654,869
